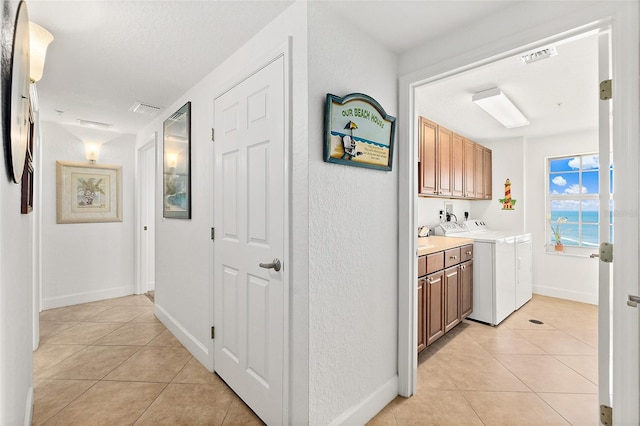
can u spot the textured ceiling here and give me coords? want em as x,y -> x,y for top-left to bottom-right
27,1 -> 597,144
28,0 -> 294,142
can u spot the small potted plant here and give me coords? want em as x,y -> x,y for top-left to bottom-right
548,215 -> 568,251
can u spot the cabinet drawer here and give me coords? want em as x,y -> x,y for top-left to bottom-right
444,247 -> 461,268
426,252 -> 444,275
418,256 -> 427,277
461,244 -> 473,262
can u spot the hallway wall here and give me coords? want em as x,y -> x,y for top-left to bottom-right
40,123 -> 136,309
0,2 -> 35,422
307,4 -> 399,425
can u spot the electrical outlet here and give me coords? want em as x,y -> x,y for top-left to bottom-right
445,203 -> 453,215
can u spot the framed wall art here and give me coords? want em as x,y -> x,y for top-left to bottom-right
56,161 -> 122,224
163,102 -> 191,219
324,93 -> 396,171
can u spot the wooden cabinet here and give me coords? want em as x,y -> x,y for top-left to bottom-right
443,266 -> 460,332
463,138 -> 476,198
418,117 -> 437,195
418,116 -> 492,200
418,117 -> 455,197
417,243 -> 473,352
451,133 -> 464,197
475,144 -> 485,199
438,126 -> 453,197
460,259 -> 473,319
417,276 -> 427,352
426,270 -> 445,346
483,147 -> 492,199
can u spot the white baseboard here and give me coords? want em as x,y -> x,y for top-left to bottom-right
42,285 -> 133,310
328,375 -> 398,426
533,285 -> 598,305
24,386 -> 33,426
154,303 -> 212,371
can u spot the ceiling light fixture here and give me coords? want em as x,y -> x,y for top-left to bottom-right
472,88 -> 529,129
29,21 -> 54,82
520,47 -> 557,65
77,119 -> 113,130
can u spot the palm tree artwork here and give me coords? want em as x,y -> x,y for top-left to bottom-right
76,177 -> 106,207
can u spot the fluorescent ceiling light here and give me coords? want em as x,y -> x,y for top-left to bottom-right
472,88 -> 529,128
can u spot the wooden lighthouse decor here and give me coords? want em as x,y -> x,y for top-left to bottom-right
499,178 -> 517,210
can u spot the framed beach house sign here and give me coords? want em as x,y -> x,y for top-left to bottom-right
324,93 -> 396,171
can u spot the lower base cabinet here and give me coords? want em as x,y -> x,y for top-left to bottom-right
418,244 -> 473,352
426,270 -> 445,346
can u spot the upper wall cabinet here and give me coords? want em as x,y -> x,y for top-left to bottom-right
418,116 -> 492,200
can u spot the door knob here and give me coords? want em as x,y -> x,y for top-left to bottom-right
259,258 -> 281,272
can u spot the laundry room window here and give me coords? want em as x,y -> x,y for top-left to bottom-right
547,153 -> 613,250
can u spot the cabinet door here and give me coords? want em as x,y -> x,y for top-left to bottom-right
475,144 -> 484,199
418,117 -> 438,195
444,266 -> 460,332
483,148 -> 492,199
426,270 -> 445,346
451,133 -> 464,197
463,139 -> 476,198
460,260 -> 473,319
438,126 -> 453,196
417,277 -> 427,352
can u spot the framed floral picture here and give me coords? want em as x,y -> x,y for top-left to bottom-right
56,161 -> 123,223
163,102 -> 191,219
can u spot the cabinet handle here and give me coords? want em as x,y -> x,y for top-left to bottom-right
461,265 -> 466,270
465,251 -> 472,255
450,255 -> 457,260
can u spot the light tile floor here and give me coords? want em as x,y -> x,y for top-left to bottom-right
369,294 -> 599,425
35,294 -> 598,425
33,295 -> 263,425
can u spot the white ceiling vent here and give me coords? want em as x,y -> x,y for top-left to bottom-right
129,101 -> 162,116
520,47 -> 558,65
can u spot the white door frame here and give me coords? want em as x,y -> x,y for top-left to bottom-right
397,5 -> 639,422
211,40 -> 291,424
136,134 -> 157,295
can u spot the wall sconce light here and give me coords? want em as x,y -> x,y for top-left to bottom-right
472,87 -> 529,129
167,152 -> 178,171
85,143 -> 100,164
29,22 -> 54,83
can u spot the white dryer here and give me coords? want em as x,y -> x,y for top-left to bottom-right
434,220 -> 532,325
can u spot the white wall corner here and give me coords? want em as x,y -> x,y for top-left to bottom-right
23,386 -> 33,426
154,303 -> 212,371
327,376 -> 398,426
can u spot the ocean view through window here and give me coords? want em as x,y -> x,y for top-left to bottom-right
547,153 -> 613,249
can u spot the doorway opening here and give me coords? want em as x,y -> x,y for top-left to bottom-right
137,136 -> 156,295
398,22 -> 618,419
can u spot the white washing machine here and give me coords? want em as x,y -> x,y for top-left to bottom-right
434,220 -> 532,325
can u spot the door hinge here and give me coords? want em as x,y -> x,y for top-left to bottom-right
600,404 -> 612,425
600,79 -> 612,100
211,227 -> 215,240
211,326 -> 215,339
211,128 -> 215,142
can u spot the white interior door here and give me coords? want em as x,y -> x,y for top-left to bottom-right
213,56 -> 285,425
596,29 -> 612,411
139,140 -> 156,293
